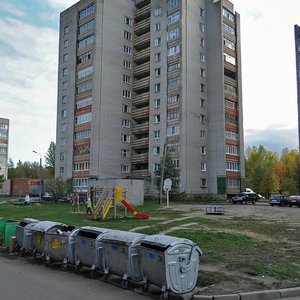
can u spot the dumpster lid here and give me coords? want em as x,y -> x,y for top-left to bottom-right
19,218 -> 40,225
31,221 -> 67,232
101,230 -> 146,246
77,226 -> 110,235
140,234 -> 194,247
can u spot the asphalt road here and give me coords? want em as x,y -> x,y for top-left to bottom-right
0,249 -> 157,300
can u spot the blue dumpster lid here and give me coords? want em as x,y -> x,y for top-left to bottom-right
101,230 -> 146,246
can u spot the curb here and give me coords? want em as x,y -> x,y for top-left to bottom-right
194,287 -> 300,300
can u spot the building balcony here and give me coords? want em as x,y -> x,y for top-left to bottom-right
133,48 -> 150,64
130,169 -> 149,178
131,137 -> 149,149
224,60 -> 237,73
132,107 -> 149,120
133,76 -> 150,92
134,0 -> 150,9
132,92 -> 149,106
134,32 -> 150,50
131,153 -> 149,164
134,3 -> 151,21
134,18 -> 150,35
133,61 -> 150,78
131,122 -> 149,134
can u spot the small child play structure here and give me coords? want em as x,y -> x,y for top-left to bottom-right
92,187 -> 149,220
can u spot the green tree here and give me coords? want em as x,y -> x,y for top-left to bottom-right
43,177 -> 71,201
0,173 -> 4,189
45,142 -> 56,178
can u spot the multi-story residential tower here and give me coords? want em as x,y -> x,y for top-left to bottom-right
0,117 -> 9,179
56,0 -> 245,198
295,25 -> 300,149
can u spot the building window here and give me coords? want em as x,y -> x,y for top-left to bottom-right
200,83 -> 205,93
200,130 -> 206,139
167,0 -> 180,10
79,4 -> 96,20
154,52 -> 161,62
78,35 -> 95,49
168,62 -> 180,72
122,119 -> 131,128
64,25 -> 69,34
74,129 -> 91,140
75,112 -> 92,125
200,114 -> 206,124
121,149 -> 129,157
225,130 -> 239,140
226,145 -> 239,155
79,19 -> 95,35
60,167 -> 64,174
64,40 -> 68,48
167,28 -> 180,41
154,83 -> 161,93
61,123 -> 65,132
121,164 -> 130,173
168,44 -> 180,56
76,97 -> 92,109
73,162 -> 90,171
60,153 -> 65,161
122,89 -> 131,99
167,11 -> 180,24
154,37 -> 161,47
154,68 -> 161,77
172,159 -> 179,168
200,52 -> 205,63
76,81 -> 92,94
224,83 -> 237,95
124,16 -> 133,27
227,179 -> 240,187
199,7 -> 205,17
168,94 -> 180,103
200,162 -> 207,172
63,54 -> 68,63
154,130 -> 160,139
123,74 -> 131,84
225,114 -> 238,125
153,146 -> 160,155
168,77 -> 180,89
167,126 -> 180,136
224,38 -> 235,50
226,161 -> 240,171
153,163 -> 160,171
121,134 -> 131,143
201,146 -> 206,155
223,8 -> 235,22
201,178 -> 207,187
62,96 -> 67,104
122,104 -> 131,113
200,38 -> 205,47
200,68 -> 205,77
200,98 -> 205,108
223,23 -> 235,36
225,100 -> 237,109
124,31 -> 132,40
154,7 -> 162,17
224,53 -> 236,65
123,60 -> 132,69
155,23 -> 160,32
155,114 -> 160,123
63,67 -> 68,76
154,99 -> 160,108
199,23 -> 205,32
62,109 -> 67,118
167,110 -> 179,120
124,45 -> 132,55
63,81 -> 67,89
61,138 -> 66,146
77,66 -> 94,79
77,51 -> 93,64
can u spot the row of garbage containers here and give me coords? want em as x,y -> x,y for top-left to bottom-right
7,218 -> 202,297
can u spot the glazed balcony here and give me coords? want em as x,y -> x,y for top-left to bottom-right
224,60 -> 237,73
132,92 -> 149,106
132,107 -> 149,120
131,153 -> 149,164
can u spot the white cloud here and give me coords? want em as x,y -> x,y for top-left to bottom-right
0,17 -> 58,162
44,0 -> 79,11
0,2 -> 26,18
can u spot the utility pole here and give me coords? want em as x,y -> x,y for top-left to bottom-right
33,150 -> 42,199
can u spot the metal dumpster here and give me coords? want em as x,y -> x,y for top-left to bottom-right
140,234 -> 202,296
31,221 -> 68,258
16,218 -> 40,250
0,219 -> 18,247
44,225 -> 76,270
102,230 -> 146,287
73,226 -> 111,277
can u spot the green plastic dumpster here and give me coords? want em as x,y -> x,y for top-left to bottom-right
0,219 -> 6,246
4,220 -> 18,247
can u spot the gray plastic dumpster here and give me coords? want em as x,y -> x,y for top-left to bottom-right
102,230 -> 146,288
44,225 -> 76,270
16,218 -> 40,251
31,221 -> 68,258
140,234 -> 202,297
73,226 -> 111,277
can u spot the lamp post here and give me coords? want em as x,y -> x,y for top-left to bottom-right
33,150 -> 42,199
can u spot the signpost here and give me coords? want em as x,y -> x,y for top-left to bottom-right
163,179 -> 172,207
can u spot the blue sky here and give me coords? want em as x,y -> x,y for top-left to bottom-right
0,0 -> 299,165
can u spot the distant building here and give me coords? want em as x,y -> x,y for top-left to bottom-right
295,25 -> 300,149
0,117 -> 9,179
56,0 -> 245,198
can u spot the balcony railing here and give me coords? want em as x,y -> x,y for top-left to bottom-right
131,153 -> 149,164
132,92 -> 149,106
134,32 -> 150,49
134,18 -> 150,35
131,122 -> 149,134
132,76 -> 150,92
133,48 -> 150,63
132,107 -> 149,119
130,169 -> 149,178
131,137 -> 149,149
134,3 -> 151,21
133,61 -> 150,77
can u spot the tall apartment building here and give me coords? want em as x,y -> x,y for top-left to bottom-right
0,117 -> 9,179
56,0 -> 245,198
295,25 -> 300,149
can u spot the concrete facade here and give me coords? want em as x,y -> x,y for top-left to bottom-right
56,0 -> 245,198
295,25 -> 300,150
0,117 -> 9,179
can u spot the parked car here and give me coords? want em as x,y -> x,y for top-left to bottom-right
287,195 -> 300,207
41,193 -> 55,201
269,194 -> 288,206
232,192 -> 258,204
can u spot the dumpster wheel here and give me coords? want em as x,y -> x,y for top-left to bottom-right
121,280 -> 129,289
159,292 -> 169,300
142,282 -> 149,292
61,264 -> 68,271
90,270 -> 97,278
103,274 -> 110,283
